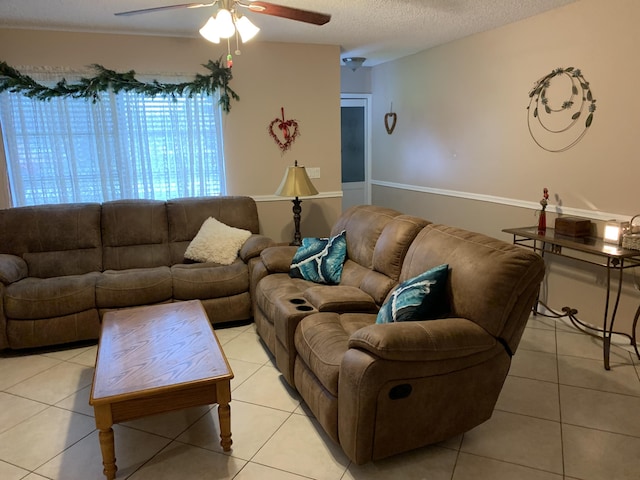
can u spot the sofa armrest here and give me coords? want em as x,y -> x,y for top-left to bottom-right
303,286 -> 378,313
0,254 -> 28,285
259,245 -> 298,273
348,318 -> 497,362
240,234 -> 276,262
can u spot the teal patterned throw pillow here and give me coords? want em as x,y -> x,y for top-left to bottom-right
376,264 -> 449,324
290,230 -> 347,285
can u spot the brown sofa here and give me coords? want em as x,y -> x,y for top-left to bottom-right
0,195 -> 274,350
251,205 -> 545,464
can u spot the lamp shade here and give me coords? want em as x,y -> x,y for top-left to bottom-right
215,9 -> 236,38
275,164 -> 318,198
199,16 -> 221,43
235,15 -> 260,42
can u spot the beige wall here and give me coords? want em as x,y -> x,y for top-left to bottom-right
370,0 -> 640,335
0,28 -> 342,242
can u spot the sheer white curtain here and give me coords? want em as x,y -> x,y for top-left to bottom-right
0,67 -> 226,206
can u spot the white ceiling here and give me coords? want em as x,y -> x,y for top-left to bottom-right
0,0 -> 578,66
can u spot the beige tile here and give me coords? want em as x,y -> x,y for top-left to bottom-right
214,325 -> 245,345
0,392 -> 48,434
22,474 -> 51,480
518,327 -> 557,354
128,441 -> 246,480
563,424 -> 640,480
233,462 -> 311,479
0,354 -> 61,390
7,361 -> 94,404
222,330 -> 272,365
509,349 -> 558,383
35,424 -> 171,480
461,410 -> 563,474
40,343 -> 95,361
252,413 -> 349,480
67,345 -> 98,367
122,405 -> 211,439
556,330 -> 631,364
453,452 -> 563,480
525,314 -> 557,331
560,385 -> 640,437
227,357 -> 262,391
0,460 -> 29,480
496,376 -> 560,421
55,384 -> 95,417
177,400 -> 290,460
232,364 -> 300,412
345,445 -> 457,480
0,406 -> 95,470
557,355 -> 640,396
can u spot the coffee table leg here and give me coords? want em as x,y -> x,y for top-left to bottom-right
216,381 -> 232,451
94,405 -> 117,480
98,428 -> 117,480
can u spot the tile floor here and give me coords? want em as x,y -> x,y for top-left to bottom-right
1,313 -> 639,480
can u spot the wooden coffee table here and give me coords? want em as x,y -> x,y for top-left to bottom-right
89,300 -> 233,480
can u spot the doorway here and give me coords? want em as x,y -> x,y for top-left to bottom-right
341,94 -> 371,211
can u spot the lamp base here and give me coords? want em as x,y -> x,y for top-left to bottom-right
291,197 -> 302,246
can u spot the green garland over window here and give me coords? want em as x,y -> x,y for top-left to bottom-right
0,58 -> 239,113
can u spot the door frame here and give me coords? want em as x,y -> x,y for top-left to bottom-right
340,93 -> 372,206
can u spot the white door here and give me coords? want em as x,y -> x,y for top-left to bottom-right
341,95 -> 371,211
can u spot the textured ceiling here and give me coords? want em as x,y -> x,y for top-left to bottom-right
0,0 -> 578,66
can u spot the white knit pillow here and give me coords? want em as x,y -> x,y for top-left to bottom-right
184,217 -> 252,265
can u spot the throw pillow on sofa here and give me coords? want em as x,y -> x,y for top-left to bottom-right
290,230 -> 347,285
184,217 -> 252,265
376,263 -> 449,323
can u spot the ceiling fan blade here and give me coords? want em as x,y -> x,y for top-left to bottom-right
245,1 -> 330,25
114,2 -> 216,16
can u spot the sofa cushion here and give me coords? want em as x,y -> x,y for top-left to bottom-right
5,273 -> 100,320
172,260 -> 249,300
0,203 -> 103,278
290,231 -> 347,285
96,267 -> 172,308
184,217 -> 252,265
101,200 -> 170,270
376,264 -> 449,324
167,196 -> 260,264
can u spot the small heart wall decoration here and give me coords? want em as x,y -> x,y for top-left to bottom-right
268,107 -> 300,153
384,112 -> 397,135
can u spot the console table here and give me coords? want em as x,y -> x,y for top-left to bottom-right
503,226 -> 640,370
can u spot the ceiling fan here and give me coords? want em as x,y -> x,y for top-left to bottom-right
115,1 -> 331,26
115,1 -> 330,66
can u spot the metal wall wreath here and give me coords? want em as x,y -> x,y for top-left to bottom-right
527,67 -> 596,152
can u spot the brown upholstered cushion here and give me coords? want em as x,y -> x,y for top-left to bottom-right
96,267 -> 172,308
0,254 -> 28,285
0,203 -> 103,278
5,272 -> 100,319
101,200 -> 170,270
171,260 -> 249,300
167,196 -> 260,264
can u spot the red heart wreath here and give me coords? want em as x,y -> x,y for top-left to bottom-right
268,107 -> 300,152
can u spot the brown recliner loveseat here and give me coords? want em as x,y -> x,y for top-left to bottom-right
0,195 -> 274,350
251,205 -> 545,464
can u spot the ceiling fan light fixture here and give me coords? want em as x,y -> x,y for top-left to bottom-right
342,57 -> 366,71
235,15 -> 260,43
215,8 -> 236,38
199,15 -> 221,43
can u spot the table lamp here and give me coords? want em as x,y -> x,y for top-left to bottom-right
275,160 -> 318,246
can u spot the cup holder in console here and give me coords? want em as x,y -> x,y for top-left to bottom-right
296,305 -> 314,311
289,298 -> 306,305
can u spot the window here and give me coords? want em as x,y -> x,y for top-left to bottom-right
0,70 -> 226,206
